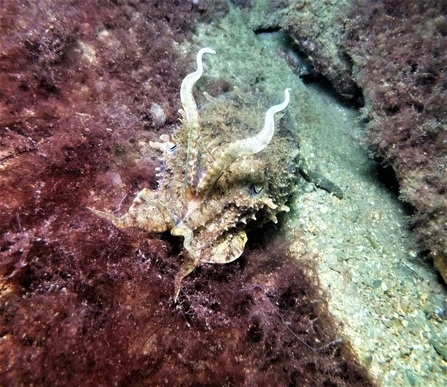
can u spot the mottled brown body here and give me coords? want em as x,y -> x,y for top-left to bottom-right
90,50 -> 299,300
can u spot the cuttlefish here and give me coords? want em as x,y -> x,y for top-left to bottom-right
90,48 -> 299,301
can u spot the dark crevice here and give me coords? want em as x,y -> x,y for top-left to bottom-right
253,26 -> 282,34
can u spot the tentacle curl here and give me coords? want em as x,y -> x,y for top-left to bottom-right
180,47 -> 216,197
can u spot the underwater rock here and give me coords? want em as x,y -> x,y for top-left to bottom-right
345,0 -> 447,281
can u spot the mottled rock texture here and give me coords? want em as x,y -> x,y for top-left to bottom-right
345,0 -> 447,281
281,0 -> 360,100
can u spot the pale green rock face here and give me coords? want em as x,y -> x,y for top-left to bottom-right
90,49 -> 299,300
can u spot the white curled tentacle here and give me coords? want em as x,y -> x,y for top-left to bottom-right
180,47 -> 216,196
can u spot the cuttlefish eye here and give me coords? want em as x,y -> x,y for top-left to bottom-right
249,183 -> 265,198
167,135 -> 177,154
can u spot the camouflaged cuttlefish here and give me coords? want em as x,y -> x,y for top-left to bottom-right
89,48 -> 299,301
